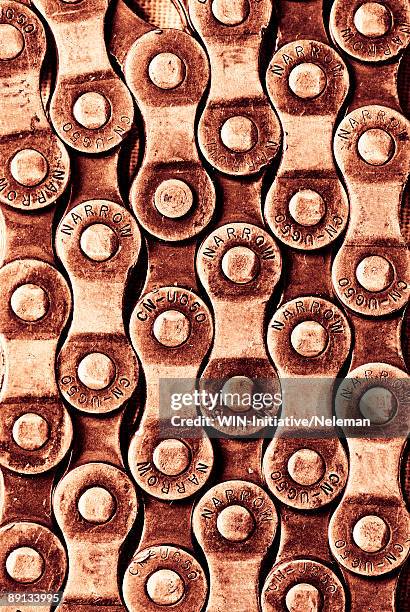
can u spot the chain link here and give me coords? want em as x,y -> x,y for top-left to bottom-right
0,0 -> 408,610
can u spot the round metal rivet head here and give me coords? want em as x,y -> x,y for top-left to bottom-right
285,583 -> 321,612
0,24 -> 24,60
359,386 -> 397,424
287,448 -> 325,486
353,515 -> 389,553
220,116 -> 258,153
288,63 -> 326,99
353,2 -> 392,38
212,0 -> 250,25
221,376 -> 254,413
6,547 -> 44,583
73,92 -> 111,129
221,246 -> 260,284
10,284 -> 49,322
148,53 -> 185,89
10,149 -> 48,187
12,413 -> 49,451
153,310 -> 190,348
154,179 -> 194,218
78,486 -> 116,524
290,321 -> 328,357
357,128 -> 394,165
355,255 -> 393,292
216,505 -> 255,542
146,569 -> 185,605
152,439 -> 191,476
288,189 -> 326,227
77,352 -> 116,390
80,223 -> 119,262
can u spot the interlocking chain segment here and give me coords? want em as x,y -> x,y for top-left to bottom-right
0,2 -> 72,607
56,152 -> 140,414
123,282 -> 212,601
197,219 -> 281,437
264,297 -> 351,510
53,146 -> 140,608
193,480 -> 278,612
258,4 -> 355,609
121,15 -> 216,601
0,258 -> 72,476
128,286 -> 213,501
332,105 -> 409,316
328,361 -> 409,611
124,286 -> 212,610
262,296 -> 351,610
187,0 -> 281,175
193,169 -> 281,606
54,462 -> 138,611
32,0 -> 135,152
0,0 -> 70,209
265,40 -> 349,250
0,0 -> 408,611
329,1 -> 410,609
125,27 -> 216,241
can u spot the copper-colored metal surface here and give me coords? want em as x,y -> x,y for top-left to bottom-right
0,0 -> 408,611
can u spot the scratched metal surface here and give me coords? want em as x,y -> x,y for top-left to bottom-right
0,1 -> 408,611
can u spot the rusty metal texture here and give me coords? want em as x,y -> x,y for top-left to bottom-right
0,0 -> 408,611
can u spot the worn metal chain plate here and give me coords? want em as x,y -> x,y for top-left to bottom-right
0,0 -> 408,610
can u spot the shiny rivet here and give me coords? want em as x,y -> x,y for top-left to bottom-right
10,149 -> 48,187
10,284 -> 49,322
353,2 -> 392,38
220,116 -> 258,153
12,413 -> 49,451
285,583 -> 321,612
148,53 -> 185,90
287,448 -> 325,486
153,439 -> 191,476
288,189 -> 326,226
154,179 -> 194,218
146,569 -> 185,605
78,486 -> 116,524
6,547 -> 44,583
290,321 -> 328,357
216,505 -> 255,542
73,92 -> 111,130
153,310 -> 190,348
357,128 -> 394,165
212,0 -> 250,26
221,246 -> 259,284
0,24 -> 24,60
221,376 -> 254,413
353,515 -> 389,553
77,352 -> 116,390
359,386 -> 397,424
288,63 -> 326,99
80,223 -> 119,262
356,255 -> 393,292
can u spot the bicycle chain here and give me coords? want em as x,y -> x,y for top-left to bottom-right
261,3 -> 352,610
117,8 -> 215,609
0,0 -> 408,611
327,1 -> 410,609
0,2 -> 71,609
